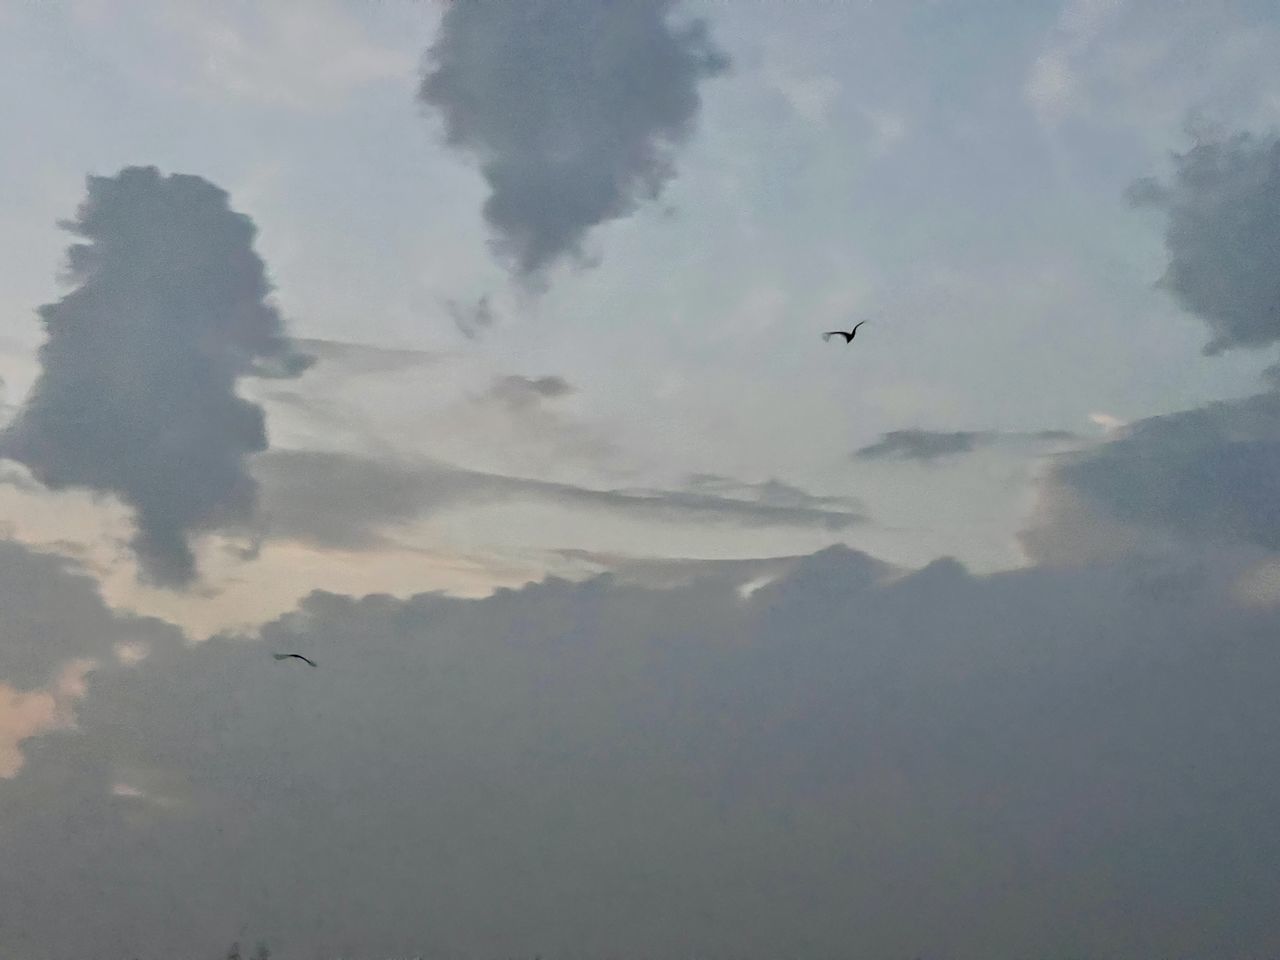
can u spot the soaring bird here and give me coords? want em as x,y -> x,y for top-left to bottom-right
823,321 -> 867,343
273,653 -> 317,667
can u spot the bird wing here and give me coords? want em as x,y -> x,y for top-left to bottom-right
822,331 -> 843,341
274,653 -> 317,666
852,320 -> 867,333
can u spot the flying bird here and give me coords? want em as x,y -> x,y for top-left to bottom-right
823,321 -> 867,344
273,653 -> 317,667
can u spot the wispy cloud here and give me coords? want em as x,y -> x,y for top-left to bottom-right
288,338 -> 445,377
855,428 -> 1077,463
446,295 -> 498,340
251,450 -> 865,551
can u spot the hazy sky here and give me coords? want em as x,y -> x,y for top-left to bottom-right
2,1 -> 1280,957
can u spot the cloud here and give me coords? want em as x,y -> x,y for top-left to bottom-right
0,659 -> 94,778
418,0 -> 728,277
0,537 -> 181,779
681,472 -> 864,513
1024,1 -> 1280,136
148,1 -> 416,112
485,374 -> 574,407
856,429 -> 987,462
251,450 -> 864,550
1128,130 -> 1280,354
3,542 -> 1280,957
446,295 -> 498,340
1021,128 -> 1280,562
855,428 -> 1078,463
0,167 -> 311,587
1024,0 -> 1122,126
1088,411 -> 1126,432
0,541 -> 167,692
1033,388 -> 1280,556
288,338 -> 444,378
761,51 -> 841,126
437,372 -> 621,474
551,547 -> 809,591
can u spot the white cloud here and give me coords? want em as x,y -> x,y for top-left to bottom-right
108,0 -> 420,112
1026,51 -> 1077,124
1025,0 -> 1280,137
859,106 -> 908,157
767,65 -> 842,125
1024,0 -> 1124,126
1088,411 -> 1125,432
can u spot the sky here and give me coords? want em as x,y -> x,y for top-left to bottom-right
1,0 -> 1280,957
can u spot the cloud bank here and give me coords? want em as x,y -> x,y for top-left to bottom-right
2,543 -> 1279,958
419,0 -> 728,277
0,167 -> 311,587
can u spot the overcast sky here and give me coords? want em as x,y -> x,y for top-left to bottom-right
2,1 -> 1280,957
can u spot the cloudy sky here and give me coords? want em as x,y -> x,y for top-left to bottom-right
2,0 -> 1280,957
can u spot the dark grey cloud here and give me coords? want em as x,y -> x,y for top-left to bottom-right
1128,130 -> 1280,354
0,167 -> 310,588
251,450 -> 864,550
4,543 -> 1280,958
419,0 -> 728,277
0,539 -> 181,691
854,428 -> 1077,463
1042,388 -> 1280,553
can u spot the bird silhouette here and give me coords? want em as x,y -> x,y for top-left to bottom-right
823,321 -> 867,343
273,653 -> 317,667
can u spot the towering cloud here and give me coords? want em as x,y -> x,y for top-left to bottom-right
419,0 -> 728,277
0,167 -> 311,587
1128,131 -> 1280,354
